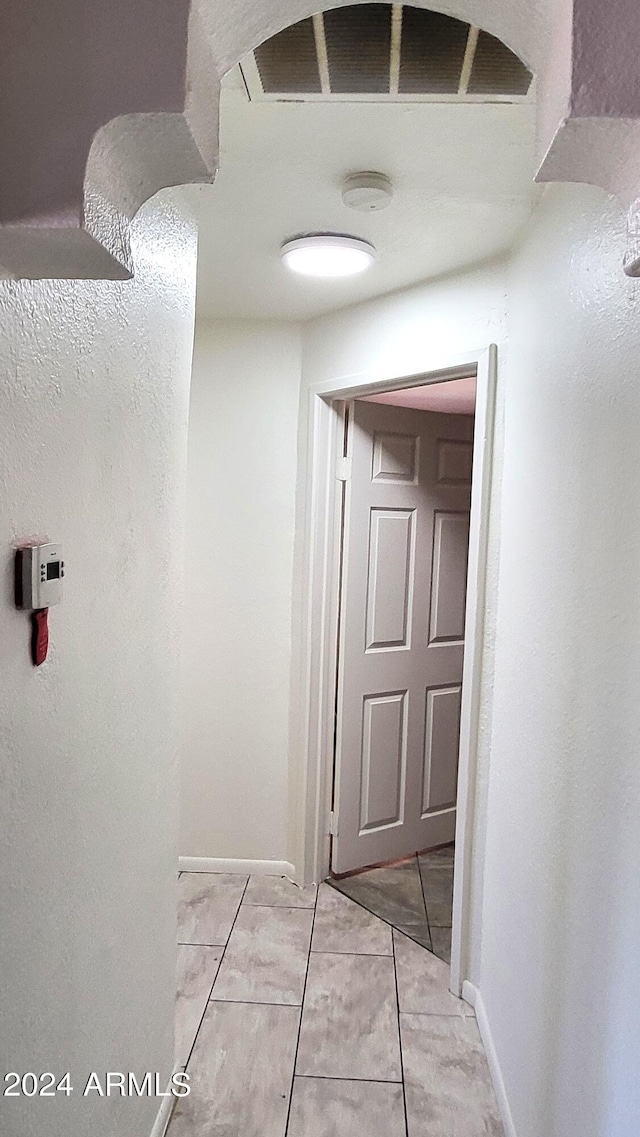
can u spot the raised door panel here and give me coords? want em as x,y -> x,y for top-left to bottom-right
359,691 -> 407,833
422,684 -> 462,815
371,431 -> 420,484
428,511 -> 470,645
436,439 -> 473,485
365,509 -> 415,651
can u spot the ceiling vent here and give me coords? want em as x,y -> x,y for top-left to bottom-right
241,4 -> 532,103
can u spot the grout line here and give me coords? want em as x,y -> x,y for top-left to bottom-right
392,918 -> 410,1137
295,1074 -> 404,1084
181,876 -> 250,1070
284,875 -> 320,1136
243,902 -> 316,909
178,940 -> 227,948
240,902 -> 316,912
309,949 -> 392,958
209,997 -> 303,1007
415,854 -> 434,948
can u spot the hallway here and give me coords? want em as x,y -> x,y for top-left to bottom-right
172,871 -> 502,1135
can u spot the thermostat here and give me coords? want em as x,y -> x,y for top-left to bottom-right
19,543 -> 64,609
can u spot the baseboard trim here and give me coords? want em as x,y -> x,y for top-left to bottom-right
462,982 -> 517,1137
178,856 -> 296,878
148,1067 -> 181,1137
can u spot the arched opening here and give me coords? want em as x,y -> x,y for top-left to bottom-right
188,4 -> 537,318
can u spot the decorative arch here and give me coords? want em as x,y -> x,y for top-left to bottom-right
2,0 -> 640,279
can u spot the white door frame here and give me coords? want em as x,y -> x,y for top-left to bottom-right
291,345 -> 497,996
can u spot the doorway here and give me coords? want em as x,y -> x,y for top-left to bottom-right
327,381 -> 476,962
294,347 -> 496,995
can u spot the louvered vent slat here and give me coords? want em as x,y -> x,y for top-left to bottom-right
467,30 -> 532,96
323,4 -> 392,94
247,5 -> 533,101
254,18 -> 321,93
399,8 -> 470,94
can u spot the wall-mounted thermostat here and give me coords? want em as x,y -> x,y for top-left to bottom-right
19,543 -> 64,609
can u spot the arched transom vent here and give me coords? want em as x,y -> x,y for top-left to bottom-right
241,4 -> 533,102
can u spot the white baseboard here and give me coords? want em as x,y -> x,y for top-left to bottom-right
178,856 -> 296,878
462,982 -> 517,1137
148,1068 -> 181,1137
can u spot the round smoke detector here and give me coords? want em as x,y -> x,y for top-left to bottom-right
342,172 -> 394,212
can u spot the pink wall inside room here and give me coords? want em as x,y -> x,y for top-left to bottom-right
361,376 -> 477,415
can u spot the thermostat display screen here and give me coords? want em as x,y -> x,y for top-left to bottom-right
46,562 -> 60,580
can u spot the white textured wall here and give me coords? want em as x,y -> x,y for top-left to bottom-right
181,319 -> 302,862
301,258 -> 507,387
0,194 -> 197,1137
480,183 -> 640,1137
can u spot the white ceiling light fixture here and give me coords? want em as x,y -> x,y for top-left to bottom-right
281,234 -> 376,277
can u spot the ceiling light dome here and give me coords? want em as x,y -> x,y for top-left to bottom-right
281,234 -> 376,278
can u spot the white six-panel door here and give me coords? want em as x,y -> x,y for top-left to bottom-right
332,399 -> 474,874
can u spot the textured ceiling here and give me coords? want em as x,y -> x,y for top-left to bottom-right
362,376 -> 477,413
188,65 -> 538,320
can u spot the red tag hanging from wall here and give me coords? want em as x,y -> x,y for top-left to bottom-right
31,608 -> 49,666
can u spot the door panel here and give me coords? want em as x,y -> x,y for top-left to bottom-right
360,691 -> 408,831
428,511 -> 470,644
436,438 -> 473,485
422,684 -> 462,815
333,399 -> 473,874
365,509 -> 415,650
372,431 -> 420,483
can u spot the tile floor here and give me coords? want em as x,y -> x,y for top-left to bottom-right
329,845 -> 454,963
170,869 -> 502,1136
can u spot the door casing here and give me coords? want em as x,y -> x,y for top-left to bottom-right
290,346 -> 497,997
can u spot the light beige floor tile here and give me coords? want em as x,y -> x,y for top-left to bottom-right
393,930 -> 472,1017
418,854 -> 454,927
211,904 -> 313,1004
431,926 -> 452,964
296,952 -> 402,1081
287,1076 -> 405,1137
401,1013 -> 503,1137
175,945 -> 223,1067
331,859 -> 427,930
177,872 -> 247,946
396,921 -> 433,951
243,874 -> 318,908
312,883 -> 392,955
169,1001 -> 300,1137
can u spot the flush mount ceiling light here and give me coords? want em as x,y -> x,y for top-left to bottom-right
281,234 -> 376,277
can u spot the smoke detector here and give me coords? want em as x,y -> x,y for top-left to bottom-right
342,172 -> 394,212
